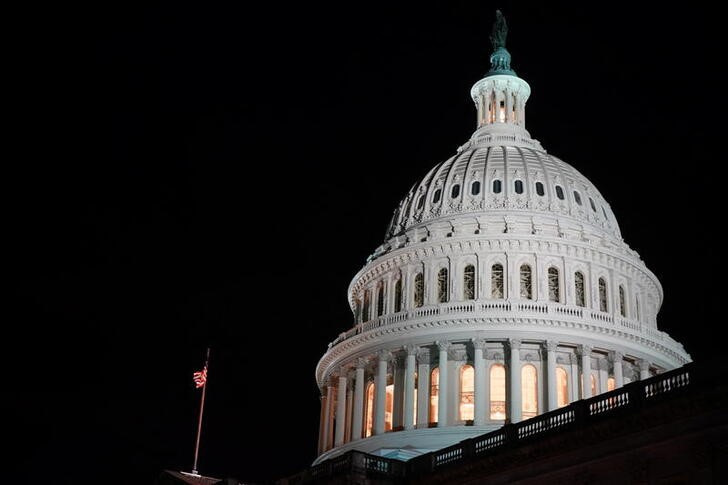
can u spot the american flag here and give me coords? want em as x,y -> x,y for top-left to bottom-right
193,366 -> 207,388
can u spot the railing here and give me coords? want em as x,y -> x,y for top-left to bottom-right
293,364 -> 695,483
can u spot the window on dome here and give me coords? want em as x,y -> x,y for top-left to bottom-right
607,377 -> 616,392
515,180 -> 524,194
590,374 -> 597,396
384,383 -> 394,431
451,184 -> 460,199
575,271 -> 586,307
394,278 -> 402,313
555,185 -> 565,200
574,191 -> 582,205
493,180 -> 502,194
376,282 -> 385,317
414,273 -> 424,308
556,367 -> 569,407
601,206 -> 608,219
460,365 -> 475,421
492,263 -> 504,299
490,364 -> 506,419
413,372 -> 418,426
417,196 -> 425,210
522,364 -> 538,419
520,264 -> 533,300
362,290 -> 370,322
354,298 -> 362,323
589,197 -> 597,212
437,268 -> 449,303
548,267 -> 560,302
364,382 -> 374,437
619,285 -> 626,317
536,181 -> 545,196
433,189 -> 441,203
499,100 -> 506,123
429,367 -> 439,423
471,181 -> 481,195
464,265 -> 475,300
599,278 -> 608,312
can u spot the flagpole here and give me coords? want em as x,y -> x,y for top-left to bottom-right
191,347 -> 210,475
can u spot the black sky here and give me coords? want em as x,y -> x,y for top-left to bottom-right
11,2 -> 724,483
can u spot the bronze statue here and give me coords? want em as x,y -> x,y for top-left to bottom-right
490,10 -> 508,50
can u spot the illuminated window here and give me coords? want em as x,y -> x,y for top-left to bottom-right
574,191 -> 582,205
429,367 -> 439,423
451,184 -> 460,199
394,278 -> 402,313
493,180 -> 502,194
575,271 -> 586,307
514,180 -> 524,194
556,367 -> 569,407
433,189 -> 441,203
362,291 -> 370,322
589,197 -> 597,212
599,278 -> 608,312
522,364 -> 538,419
463,265 -> 475,300
548,267 -> 560,302
364,382 -> 374,437
490,364 -> 506,419
437,268 -> 449,303
590,374 -> 597,396
384,383 -> 394,431
520,264 -> 533,300
499,100 -> 506,122
492,263 -> 504,299
536,181 -> 545,196
619,285 -> 626,317
376,282 -> 385,317
555,185 -> 565,200
471,181 -> 481,195
413,372 -> 418,426
607,377 -> 616,392
460,365 -> 474,421
414,273 -> 424,308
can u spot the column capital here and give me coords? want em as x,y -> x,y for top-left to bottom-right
377,349 -> 392,362
598,357 -> 609,371
610,351 -> 624,362
544,340 -> 558,352
508,338 -> 522,350
638,359 -> 650,371
405,344 -> 419,356
579,344 -> 592,356
436,340 -> 451,352
356,357 -> 369,369
339,365 -> 350,377
472,338 -> 488,350
416,348 -> 431,365
328,375 -> 338,387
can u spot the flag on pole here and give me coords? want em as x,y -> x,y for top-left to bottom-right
193,366 -> 207,388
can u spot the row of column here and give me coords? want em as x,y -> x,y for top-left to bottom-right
317,340 -> 647,455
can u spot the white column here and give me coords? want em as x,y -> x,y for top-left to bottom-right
472,338 -> 487,426
545,340 -> 558,411
416,350 -> 430,428
612,352 -> 624,388
404,345 -> 417,430
351,359 -> 366,440
598,358 -> 608,395
335,373 -> 347,446
317,392 -> 327,454
437,341 -> 450,427
324,382 -> 335,450
639,359 -> 650,380
581,345 -> 592,399
374,350 -> 390,435
508,339 -> 522,423
344,386 -> 353,443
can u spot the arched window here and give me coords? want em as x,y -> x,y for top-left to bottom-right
601,206 -> 608,219
412,372 -> 418,426
490,364 -> 506,419
394,279 -> 402,313
607,377 -> 616,392
575,271 -> 586,307
463,265 -> 475,300
619,285 -> 626,317
414,273 -> 424,308
590,374 -> 597,396
492,263 -> 504,299
429,367 -> 439,423
385,383 -> 394,431
548,267 -> 560,302
492,180 -> 502,194
376,283 -> 385,317
573,191 -> 582,205
451,184 -> 460,199
514,180 -> 524,194
460,365 -> 474,421
556,367 -> 569,407
520,264 -> 533,300
522,364 -> 538,419
362,291 -> 370,322
589,197 -> 597,212
417,196 -> 425,210
364,382 -> 374,437
535,181 -> 545,196
437,268 -> 449,303
471,181 -> 481,195
555,185 -> 565,200
599,277 -> 608,312
433,189 -> 441,203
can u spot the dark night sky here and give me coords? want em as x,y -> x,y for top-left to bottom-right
10,2 -> 724,483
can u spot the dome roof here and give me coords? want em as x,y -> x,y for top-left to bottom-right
385,144 -> 622,241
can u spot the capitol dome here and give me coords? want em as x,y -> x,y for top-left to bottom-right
313,11 -> 690,464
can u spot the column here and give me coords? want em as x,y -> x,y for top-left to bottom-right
374,350 -> 390,435
404,345 -> 417,430
598,358 -> 608,394
351,359 -> 366,440
612,351 -> 624,388
505,88 -> 513,123
416,349 -> 430,428
581,345 -> 592,399
437,341 -> 450,427
545,340 -> 558,411
392,357 -> 404,429
639,359 -> 650,380
335,373 -> 347,446
317,392 -> 327,454
472,338 -> 487,426
344,386 -> 353,443
324,382 -> 335,450
508,339 -> 522,423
